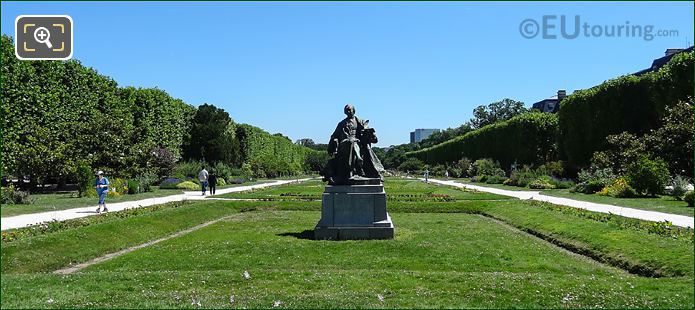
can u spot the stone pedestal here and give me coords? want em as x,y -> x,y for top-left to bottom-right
314,183 -> 394,240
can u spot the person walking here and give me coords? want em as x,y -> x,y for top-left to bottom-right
424,169 -> 429,183
94,171 -> 110,213
198,166 -> 209,196
208,170 -> 217,195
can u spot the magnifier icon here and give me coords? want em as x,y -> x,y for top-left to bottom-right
33,27 -> 53,49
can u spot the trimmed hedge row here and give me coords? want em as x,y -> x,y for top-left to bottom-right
407,112 -> 558,169
235,124 -> 313,177
558,51 -> 693,172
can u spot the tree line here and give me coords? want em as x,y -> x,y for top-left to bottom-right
1,35 -> 319,188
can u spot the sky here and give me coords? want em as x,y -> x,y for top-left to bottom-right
2,1 -> 693,146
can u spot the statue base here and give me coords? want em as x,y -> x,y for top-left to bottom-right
314,182 -> 394,240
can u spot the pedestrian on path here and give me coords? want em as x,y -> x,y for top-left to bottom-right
424,169 -> 429,183
198,166 -> 209,196
445,170 -> 449,180
94,171 -> 109,213
208,170 -> 217,195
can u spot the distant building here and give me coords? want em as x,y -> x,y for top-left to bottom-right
634,47 -> 693,76
410,128 -> 440,143
531,89 -> 567,113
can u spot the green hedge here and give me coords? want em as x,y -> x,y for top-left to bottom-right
407,112 -> 558,169
235,124 -> 311,177
558,51 -> 693,172
1,35 -> 195,182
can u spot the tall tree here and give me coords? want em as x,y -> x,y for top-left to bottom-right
183,104 -> 239,165
470,98 -> 527,129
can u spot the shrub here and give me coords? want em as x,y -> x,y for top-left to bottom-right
684,191 -> 694,207
217,177 -> 227,186
74,161 -> 94,198
597,177 -> 637,198
408,112 -> 558,168
175,181 -> 199,190
108,178 -> 129,197
626,156 -> 670,196
469,159 -> 504,177
505,166 -> 539,187
529,178 -> 555,189
127,179 -> 141,194
159,178 -> 182,189
484,175 -> 506,184
550,178 -> 575,189
137,173 -> 157,192
172,161 -> 204,180
212,162 -> 234,181
670,175 -> 690,200
573,167 -> 616,194
537,161 -> 565,178
0,185 -> 33,205
398,158 -> 425,172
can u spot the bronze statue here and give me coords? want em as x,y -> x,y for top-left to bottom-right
322,104 -> 385,185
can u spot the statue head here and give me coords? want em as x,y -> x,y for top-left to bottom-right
344,104 -> 355,118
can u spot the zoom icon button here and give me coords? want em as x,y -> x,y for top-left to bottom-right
15,15 -> 73,60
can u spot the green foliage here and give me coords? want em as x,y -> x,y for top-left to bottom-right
183,103 -> 239,165
175,181 -> 199,190
684,191 -> 694,208
573,167 -> 616,194
1,35 -> 195,183
235,124 -> 310,177
304,150 -> 330,173
0,185 -> 34,205
136,173 -> 157,193
217,177 -> 226,186
73,161 -> 94,198
418,123 -> 474,148
408,113 -> 558,169
171,161 -> 204,180
598,177 -> 637,198
127,180 -> 141,195
528,178 -> 556,189
468,158 -> 504,177
626,156 -> 671,196
641,101 -> 694,177
504,166 -> 538,187
558,51 -> 694,172
670,175 -> 690,200
108,178 -> 129,197
469,98 -> 528,129
397,158 -> 425,172
159,178 -> 183,189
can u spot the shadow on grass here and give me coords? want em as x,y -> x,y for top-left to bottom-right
277,230 -> 314,240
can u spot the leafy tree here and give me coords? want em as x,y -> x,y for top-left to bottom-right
183,104 -> 239,165
470,98 -> 527,129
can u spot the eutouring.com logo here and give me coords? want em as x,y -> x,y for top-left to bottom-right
519,15 -> 679,41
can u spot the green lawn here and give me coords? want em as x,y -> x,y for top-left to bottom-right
216,178 -> 512,201
539,189 -> 693,217
0,180 -> 276,218
451,178 -> 693,216
1,178 -> 692,308
0,187 -> 183,218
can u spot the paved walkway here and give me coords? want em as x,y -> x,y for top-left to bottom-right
1,178 -> 313,231
423,178 -> 694,228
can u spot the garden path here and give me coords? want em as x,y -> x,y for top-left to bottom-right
423,178 -> 694,228
1,178 -> 313,231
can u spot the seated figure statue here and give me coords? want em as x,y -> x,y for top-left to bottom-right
322,104 -> 385,185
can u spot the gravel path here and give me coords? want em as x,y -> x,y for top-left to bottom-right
1,178 -> 313,231
424,178 -> 694,228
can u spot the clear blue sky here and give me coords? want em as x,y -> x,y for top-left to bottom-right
2,1 -> 693,146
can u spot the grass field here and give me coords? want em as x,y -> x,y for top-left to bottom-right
0,180 -> 273,218
452,178 -> 693,216
1,178 -> 692,308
